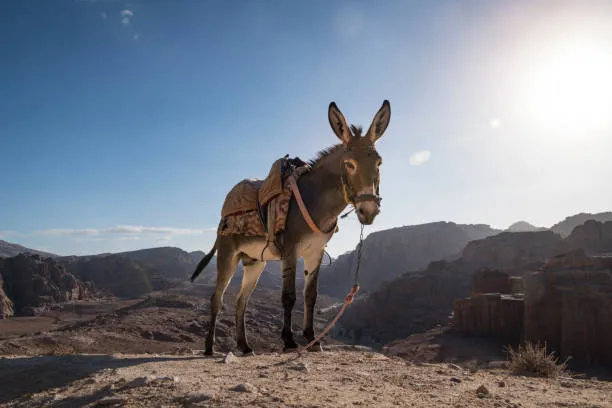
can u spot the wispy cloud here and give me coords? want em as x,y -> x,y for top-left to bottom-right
120,9 -> 133,26
0,230 -> 16,239
100,12 -> 107,20
35,225 -> 214,237
133,33 -> 140,41
408,150 -> 431,166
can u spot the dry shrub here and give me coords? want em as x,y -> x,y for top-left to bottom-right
506,341 -> 569,378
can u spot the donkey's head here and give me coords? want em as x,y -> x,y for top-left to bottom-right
328,100 -> 391,225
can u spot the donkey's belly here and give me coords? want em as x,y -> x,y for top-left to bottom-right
237,238 -> 282,261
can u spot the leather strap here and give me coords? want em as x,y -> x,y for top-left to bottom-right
287,175 -> 333,235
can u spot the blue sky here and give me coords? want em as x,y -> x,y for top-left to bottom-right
1,0 -> 611,256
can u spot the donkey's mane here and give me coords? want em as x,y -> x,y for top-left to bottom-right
308,124 -> 363,167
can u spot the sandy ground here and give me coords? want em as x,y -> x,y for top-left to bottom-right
1,347 -> 611,408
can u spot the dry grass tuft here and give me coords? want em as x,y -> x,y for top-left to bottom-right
506,341 -> 569,378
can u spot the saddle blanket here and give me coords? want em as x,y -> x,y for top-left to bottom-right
217,158 -> 310,238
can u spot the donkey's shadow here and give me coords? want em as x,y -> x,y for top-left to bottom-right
0,354 -> 203,406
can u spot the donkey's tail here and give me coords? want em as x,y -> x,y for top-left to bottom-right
190,238 -> 218,282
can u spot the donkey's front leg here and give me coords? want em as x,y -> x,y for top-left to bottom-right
303,249 -> 324,352
280,254 -> 298,351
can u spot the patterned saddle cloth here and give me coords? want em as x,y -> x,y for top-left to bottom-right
218,156 -> 310,238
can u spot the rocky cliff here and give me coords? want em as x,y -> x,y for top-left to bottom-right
550,212 -> 612,237
560,220 -> 612,256
0,254 -> 96,316
318,222 -> 500,298
0,274 -> 14,319
333,230 -> 565,347
60,255 -> 174,299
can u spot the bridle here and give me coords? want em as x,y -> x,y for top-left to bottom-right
340,163 -> 382,208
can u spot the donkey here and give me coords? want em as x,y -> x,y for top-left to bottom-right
190,100 -> 391,355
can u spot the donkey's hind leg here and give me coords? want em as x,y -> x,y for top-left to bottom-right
204,242 -> 239,356
235,255 -> 266,355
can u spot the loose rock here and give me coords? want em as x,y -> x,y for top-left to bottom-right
231,382 -> 257,393
476,384 -> 490,398
224,352 -> 240,364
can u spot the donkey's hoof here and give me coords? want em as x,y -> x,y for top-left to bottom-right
239,346 -> 254,356
203,348 -> 214,356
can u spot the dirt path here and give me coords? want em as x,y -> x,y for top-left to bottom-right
1,348 -> 610,408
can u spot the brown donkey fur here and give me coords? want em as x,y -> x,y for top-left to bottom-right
190,100 -> 391,355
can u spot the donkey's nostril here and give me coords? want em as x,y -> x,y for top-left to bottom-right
358,208 -> 365,215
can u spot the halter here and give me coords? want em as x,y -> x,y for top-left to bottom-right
340,166 -> 382,207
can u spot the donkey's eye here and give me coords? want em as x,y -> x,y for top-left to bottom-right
377,159 -> 382,167
344,160 -> 356,171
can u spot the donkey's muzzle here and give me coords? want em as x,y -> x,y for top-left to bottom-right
355,196 -> 381,225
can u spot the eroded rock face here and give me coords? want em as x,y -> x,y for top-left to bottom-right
461,231 -> 563,273
0,254 -> 96,316
61,255 -> 173,299
524,254 -> 612,367
319,222 -> 500,299
0,273 -> 14,319
561,220 -> 612,256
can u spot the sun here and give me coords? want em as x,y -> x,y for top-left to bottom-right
523,39 -> 612,134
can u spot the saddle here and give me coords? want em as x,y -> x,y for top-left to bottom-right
219,156 -> 310,241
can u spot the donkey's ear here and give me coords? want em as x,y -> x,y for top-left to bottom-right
366,100 -> 391,143
328,102 -> 351,146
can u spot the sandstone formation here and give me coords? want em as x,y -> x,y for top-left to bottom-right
453,249 -> 612,367
319,221 -> 500,298
453,270 -> 524,345
0,275 -> 14,319
61,255 -> 174,299
334,230 -> 566,347
523,250 -> 612,367
0,254 -> 96,316
560,220 -> 612,256
461,230 -> 562,274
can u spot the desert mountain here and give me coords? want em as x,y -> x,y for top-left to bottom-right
0,254 -> 97,316
550,211 -> 612,237
317,222 -> 500,298
0,240 -> 57,258
333,230 -> 564,347
506,221 -> 547,232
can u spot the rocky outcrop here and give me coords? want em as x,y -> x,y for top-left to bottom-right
0,274 -> 14,319
453,270 -> 525,345
461,231 -> 562,274
453,249 -> 612,367
523,251 -> 612,367
550,212 -> 612,238
333,260 -> 473,346
0,254 -> 96,316
61,255 -> 174,299
319,222 -> 500,298
334,230 -> 566,347
560,220 -> 612,256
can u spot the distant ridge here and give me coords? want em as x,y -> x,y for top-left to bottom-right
0,240 -> 57,258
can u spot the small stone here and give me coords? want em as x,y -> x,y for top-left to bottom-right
497,380 -> 506,387
224,352 -> 240,364
488,361 -> 507,369
476,384 -> 490,398
96,397 -> 127,406
231,382 -> 257,393
450,377 -> 462,383
288,362 -> 309,372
